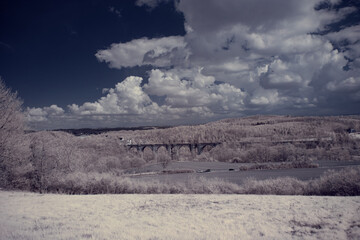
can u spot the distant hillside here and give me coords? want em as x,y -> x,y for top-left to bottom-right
103,115 -> 360,144
54,126 -> 172,136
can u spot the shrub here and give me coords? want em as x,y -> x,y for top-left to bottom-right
306,167 -> 360,196
322,148 -> 352,161
185,176 -> 242,194
18,166 -> 360,196
157,152 -> 171,169
241,177 -> 307,195
211,144 -> 239,162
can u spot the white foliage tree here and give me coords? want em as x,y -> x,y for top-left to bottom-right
0,79 -> 29,187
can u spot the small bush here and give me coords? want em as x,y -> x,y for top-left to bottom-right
157,152 -> 171,169
185,176 -> 242,194
241,177 -> 307,195
322,148 -> 352,161
306,167 -> 360,196
240,167 -> 360,196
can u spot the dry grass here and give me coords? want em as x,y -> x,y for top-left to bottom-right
0,191 -> 359,240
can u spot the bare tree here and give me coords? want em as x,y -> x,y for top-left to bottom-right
157,151 -> 171,169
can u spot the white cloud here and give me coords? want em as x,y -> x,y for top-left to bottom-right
173,0 -> 359,116
44,105 -> 65,115
26,0 -> 360,129
144,68 -> 246,112
26,107 -> 48,122
68,76 -> 161,115
26,105 -> 64,122
214,57 -> 249,72
250,89 -> 280,106
95,36 -> 190,68
65,68 -> 247,123
26,69 -> 249,129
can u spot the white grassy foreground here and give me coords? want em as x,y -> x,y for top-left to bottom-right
0,191 -> 360,240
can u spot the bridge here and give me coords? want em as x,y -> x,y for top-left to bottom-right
125,137 -> 333,159
126,142 -> 221,159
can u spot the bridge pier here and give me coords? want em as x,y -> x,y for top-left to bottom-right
127,142 -> 221,160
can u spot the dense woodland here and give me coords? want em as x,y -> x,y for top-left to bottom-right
1,80 -> 360,194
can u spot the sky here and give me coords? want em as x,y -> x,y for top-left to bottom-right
1,0 -> 360,130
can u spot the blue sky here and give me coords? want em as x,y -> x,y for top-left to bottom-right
1,0 -> 359,129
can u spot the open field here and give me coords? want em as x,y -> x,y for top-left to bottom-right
1,191 -> 360,240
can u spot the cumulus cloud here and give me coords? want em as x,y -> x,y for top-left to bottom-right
175,0 -> 359,114
44,105 -> 65,115
68,76 -> 161,115
179,1 -> 344,69
144,68 -> 246,113
26,107 -> 48,122
95,36 -> 190,68
26,105 -> 64,122
249,89 -> 281,106
65,69 -> 247,125
26,69 -> 249,129
26,0 -> 360,129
